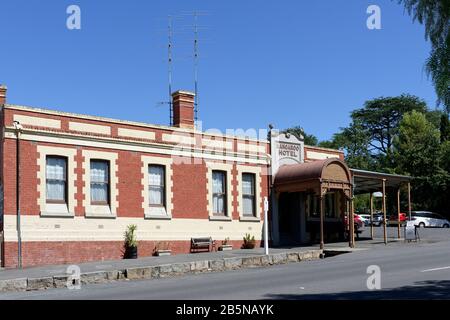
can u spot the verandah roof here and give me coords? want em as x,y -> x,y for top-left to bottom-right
350,168 -> 412,195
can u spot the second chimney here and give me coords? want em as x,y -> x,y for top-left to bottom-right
0,85 -> 7,106
172,90 -> 195,129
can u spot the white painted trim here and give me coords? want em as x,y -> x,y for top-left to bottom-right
5,104 -> 269,143
201,138 -> 233,150
36,146 -> 77,217
237,143 -> 266,154
206,162 -> 234,218
306,150 -> 340,160
118,127 -> 155,140
14,114 -> 61,129
69,121 -> 111,135
82,150 -> 119,218
236,165 -> 262,220
2,215 -> 263,242
162,133 -> 196,145
141,156 -> 173,218
4,129 -> 268,165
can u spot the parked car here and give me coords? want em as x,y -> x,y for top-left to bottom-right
344,214 -> 364,230
358,214 -> 371,226
409,211 -> 450,228
372,213 -> 384,226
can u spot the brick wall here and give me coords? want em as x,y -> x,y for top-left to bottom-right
1,106 -> 269,267
172,160 -> 208,219
3,239 -> 250,268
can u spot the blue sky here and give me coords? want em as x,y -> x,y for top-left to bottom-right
0,0 -> 437,141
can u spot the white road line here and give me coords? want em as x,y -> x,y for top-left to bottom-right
421,266 -> 450,273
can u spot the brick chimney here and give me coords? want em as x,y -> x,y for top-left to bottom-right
0,85 -> 6,106
172,90 -> 195,129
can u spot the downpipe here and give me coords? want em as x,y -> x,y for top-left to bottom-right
13,121 -> 23,268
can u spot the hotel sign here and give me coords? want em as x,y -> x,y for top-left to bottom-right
270,130 -> 304,180
277,142 -> 300,160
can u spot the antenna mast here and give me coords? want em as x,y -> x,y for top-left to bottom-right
193,12 -> 199,124
168,15 -> 174,125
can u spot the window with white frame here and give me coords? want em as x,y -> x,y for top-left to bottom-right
90,160 -> 110,205
149,165 -> 165,207
242,173 -> 256,217
46,156 -> 67,203
212,170 -> 227,216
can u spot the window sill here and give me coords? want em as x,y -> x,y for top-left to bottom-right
41,203 -> 74,218
209,215 -> 232,221
145,214 -> 172,220
40,211 -> 75,218
85,212 -> 117,219
239,216 -> 261,222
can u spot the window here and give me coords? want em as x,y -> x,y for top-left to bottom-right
149,165 -> 165,207
90,160 -> 109,205
212,170 -> 227,216
46,156 -> 67,203
242,173 -> 256,216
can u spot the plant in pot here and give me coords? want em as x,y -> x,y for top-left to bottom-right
242,233 -> 256,249
154,241 -> 171,256
124,224 -> 138,259
219,237 -> 233,251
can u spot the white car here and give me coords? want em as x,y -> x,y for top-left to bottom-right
358,214 -> 372,226
410,211 -> 450,228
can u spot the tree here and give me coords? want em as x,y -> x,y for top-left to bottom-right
331,121 -> 374,170
351,95 -> 427,168
425,109 -> 446,128
395,111 -> 441,175
395,0 -> 450,111
394,111 -> 449,212
283,126 -> 318,146
440,114 -> 450,142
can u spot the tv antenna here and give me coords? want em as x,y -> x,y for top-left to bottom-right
168,15 -> 174,125
193,11 -> 199,123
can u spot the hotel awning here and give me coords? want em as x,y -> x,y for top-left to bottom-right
274,158 -> 352,197
350,168 -> 412,195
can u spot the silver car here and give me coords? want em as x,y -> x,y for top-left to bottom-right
358,213 -> 383,226
410,211 -> 450,228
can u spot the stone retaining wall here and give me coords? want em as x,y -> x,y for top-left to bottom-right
0,249 -> 322,293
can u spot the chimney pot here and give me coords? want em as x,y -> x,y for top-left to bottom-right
172,90 -> 195,129
0,85 -> 7,106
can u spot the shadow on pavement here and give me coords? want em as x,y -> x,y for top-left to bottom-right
265,280 -> 450,300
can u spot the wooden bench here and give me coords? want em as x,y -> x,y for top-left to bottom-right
190,237 -> 215,253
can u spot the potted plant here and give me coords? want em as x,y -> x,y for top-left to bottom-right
154,241 -> 171,256
218,237 -> 233,251
124,224 -> 138,259
242,233 -> 256,249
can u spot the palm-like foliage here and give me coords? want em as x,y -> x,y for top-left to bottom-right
396,0 -> 450,111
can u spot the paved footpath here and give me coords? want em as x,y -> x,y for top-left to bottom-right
0,247 -> 327,293
1,227 -> 446,294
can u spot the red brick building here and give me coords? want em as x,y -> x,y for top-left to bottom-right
0,85 -> 347,268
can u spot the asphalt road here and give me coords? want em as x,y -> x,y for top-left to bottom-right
2,230 -> 450,300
